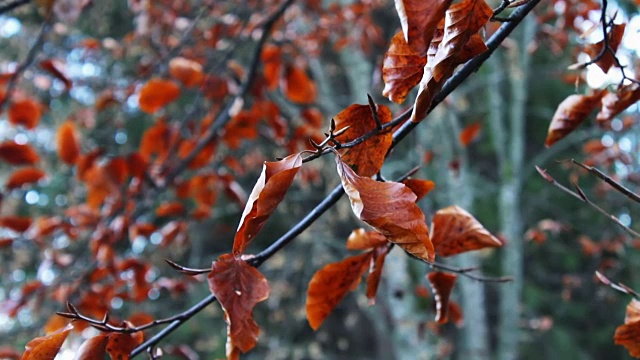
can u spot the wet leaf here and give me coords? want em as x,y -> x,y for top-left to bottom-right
427,272 -> 457,324
39,59 -> 72,90
382,31 -> 427,103
584,23 -> 626,73
306,252 -> 373,330
281,65 -> 316,104
8,99 -> 41,129
138,78 -> 181,113
596,84 -> 640,126
0,141 -> 39,165
346,228 -> 388,250
74,335 -> 108,360
334,103 -> 393,176
394,0 -> 453,56
233,153 -> 302,256
430,205 -> 502,257
57,121 -> 81,165
208,254 -> 270,354
615,298 -> 640,358
336,156 -> 435,262
22,323 -> 72,360
6,167 -> 46,189
169,57 -> 204,88
546,92 -> 604,147
459,122 -> 481,146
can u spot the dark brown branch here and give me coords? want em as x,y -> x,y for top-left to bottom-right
0,0 -> 31,15
570,159 -> 640,204
0,18 -> 50,114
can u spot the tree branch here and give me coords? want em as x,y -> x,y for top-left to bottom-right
0,0 -> 31,15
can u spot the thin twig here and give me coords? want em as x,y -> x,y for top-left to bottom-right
570,159 -> 640,204
429,262 -> 513,283
0,0 -> 31,15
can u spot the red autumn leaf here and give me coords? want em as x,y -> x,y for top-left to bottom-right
334,103 -> 393,176
169,57 -> 204,88
8,99 -> 41,129
0,141 -> 39,165
138,78 -> 181,113
281,65 -> 316,105
448,301 -> 464,327
6,167 -> 46,189
430,205 -> 502,257
596,84 -> 640,126
546,91 -> 604,147
57,121 -> 81,165
42,315 -> 68,335
106,157 -> 128,185
615,298 -> 640,357
177,140 -> 216,169
0,216 -> 32,232
427,272 -> 457,324
261,44 -> 281,90
39,59 -> 72,90
394,0 -> 453,56
366,247 -> 388,304
459,122 -> 482,146
402,178 -> 435,201
139,119 -> 170,161
22,323 -> 72,360
584,23 -> 626,73
207,254 -> 270,355
382,31 -> 427,103
336,156 -> 435,262
155,201 -> 185,217
233,153 -> 302,256
74,334 -> 109,360
306,251 -> 373,330
346,228 -> 388,250
105,329 -> 144,360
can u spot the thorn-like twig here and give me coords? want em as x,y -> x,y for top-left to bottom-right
571,159 -> 640,204
367,94 -> 383,130
164,259 -> 210,276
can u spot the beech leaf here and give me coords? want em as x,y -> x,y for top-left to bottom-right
281,65 -> 316,105
138,78 -> 181,114
546,92 -> 604,148
584,23 -> 626,73
336,155 -> 435,262
233,153 -> 302,256
6,167 -> 46,190
0,141 -> 39,165
346,228 -> 388,251
22,323 -> 72,360
394,0 -> 453,56
382,31 -> 427,103
334,103 -> 393,176
402,178 -> 435,201
105,330 -> 144,360
8,98 -> 41,129
596,84 -> 640,126
427,272 -> 457,324
56,121 -> 81,165
208,254 -> 270,354
306,251 -> 373,330
430,205 -> 502,257
615,298 -> 640,358
74,335 -> 109,360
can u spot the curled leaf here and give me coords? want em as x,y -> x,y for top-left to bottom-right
233,153 -> 302,256
208,254 -> 270,354
584,23 -> 626,73
546,92 -> 604,147
430,205 -> 502,257
336,156 -> 434,262
382,31 -> 427,103
394,0 -> 453,56
306,252 -> 373,330
366,247 -> 388,304
596,84 -> 640,126
427,272 -> 457,324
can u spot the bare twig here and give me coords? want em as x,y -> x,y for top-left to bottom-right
0,0 -> 31,15
429,262 -> 513,283
570,159 -> 640,204
595,271 -> 640,299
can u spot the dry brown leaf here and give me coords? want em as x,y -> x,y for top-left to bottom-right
584,23 -> 626,73
394,0 -> 453,56
336,156 -> 435,262
596,84 -> 640,126
402,178 -> 435,201
306,251 -> 373,330
208,254 -> 270,355
74,335 -> 109,360
615,299 -> 640,358
427,272 -> 457,324
366,247 -> 388,304
22,323 -> 72,360
233,153 -> 302,256
546,91 -> 604,147
382,31 -> 427,103
430,205 -> 502,257
346,228 -> 388,250
334,103 -> 393,176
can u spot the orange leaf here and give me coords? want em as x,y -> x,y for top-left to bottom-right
430,205 -> 502,257
42,314 -> 68,335
6,167 -> 46,189
39,59 -> 72,90
427,272 -> 457,324
8,99 -> 41,129
22,323 -> 72,360
584,23 -> 626,73
382,31 -> 427,103
75,335 -> 109,360
208,254 -> 270,354
139,119 -> 170,161
546,92 -> 604,147
449,301 -> 464,327
615,299 -> 640,357
596,84 -> 640,126
138,78 -> 180,114
233,153 -> 302,256
105,330 -> 144,360
459,122 -> 481,146
333,103 -> 393,176
281,65 -> 316,104
56,121 -> 81,165
0,141 -> 39,165
261,44 -> 281,90
394,0 -> 453,56
336,156 -> 435,262
306,251 -> 373,330
0,216 -> 32,232
402,178 -> 435,201
366,247 -> 388,304
155,201 -> 185,217
169,57 -> 204,87
346,228 -> 388,250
